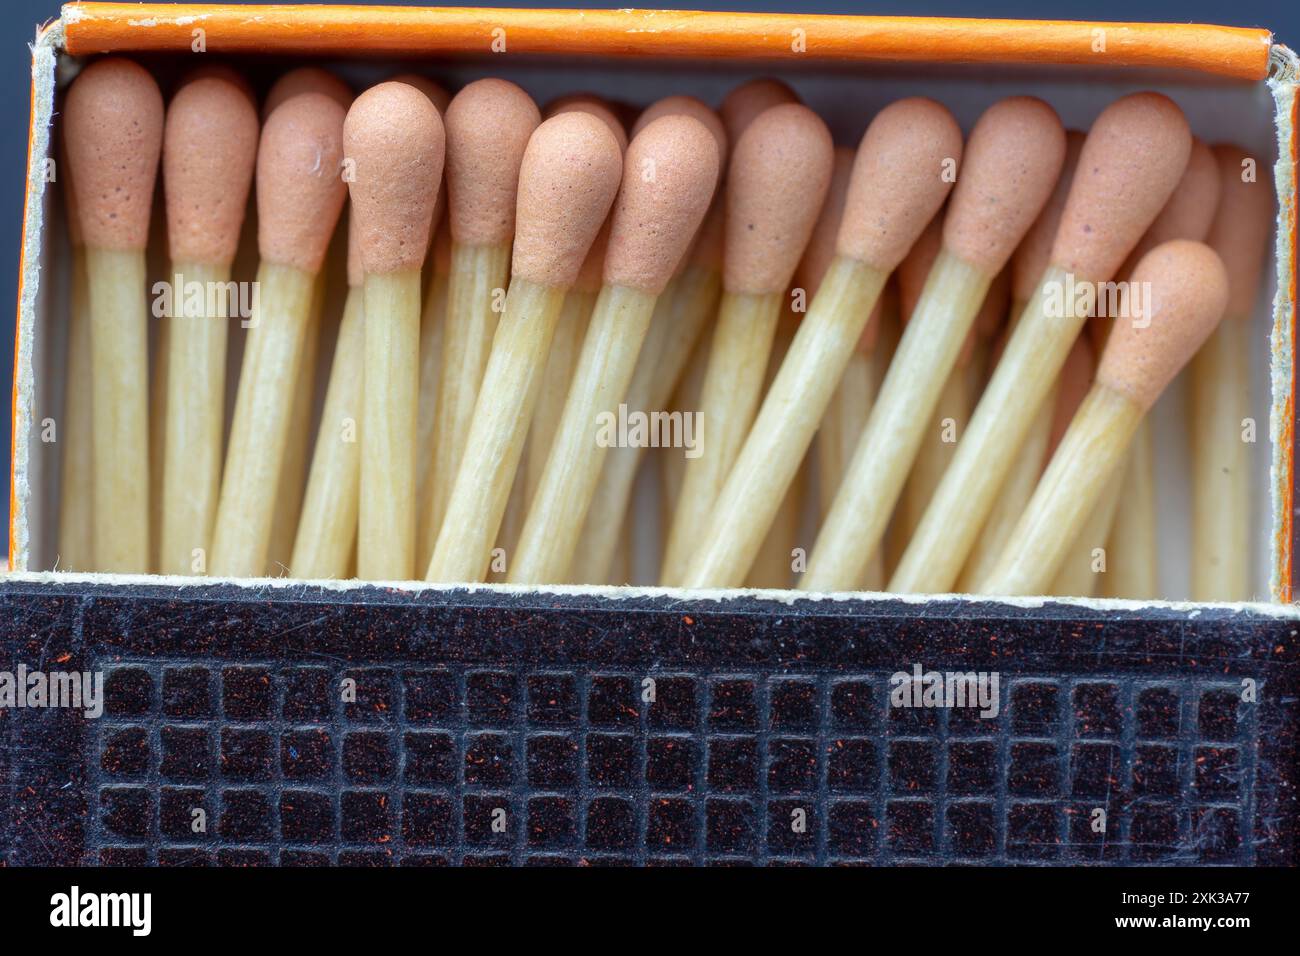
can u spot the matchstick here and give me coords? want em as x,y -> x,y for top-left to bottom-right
889,92 -> 1192,595
345,81 -> 445,581
797,97 -> 1067,593
420,80 -> 540,567
208,91 -> 348,577
980,240 -> 1228,595
289,214 -> 365,580
661,332 -> 710,511
568,95 -> 728,586
424,112 -> 623,583
1099,138 -> 1221,599
509,115 -> 721,584
64,58 -> 164,573
157,71 -> 258,576
677,97 -> 962,590
416,224 -> 451,558
56,137 -> 92,571
1188,143 -> 1274,601
660,103 -> 833,585
959,334 -> 1094,592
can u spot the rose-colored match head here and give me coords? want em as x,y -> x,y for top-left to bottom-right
1123,137 -> 1221,271
548,93 -> 628,152
1046,335 -> 1097,460
1012,130 -> 1084,304
1050,92 -> 1191,284
164,73 -> 259,267
64,58 -> 164,252
512,112 -> 624,288
443,78 -> 540,247
897,209 -> 944,323
794,145 -> 855,299
344,81 -> 445,276
837,97 -> 963,272
1096,240 -> 1229,411
633,96 -> 726,170
175,64 -> 256,104
720,77 -> 798,141
944,96 -> 1066,276
603,115 -> 721,295
389,73 -> 451,115
1207,143 -> 1274,319
724,104 -> 833,296
263,67 -> 351,118
256,92 -> 348,273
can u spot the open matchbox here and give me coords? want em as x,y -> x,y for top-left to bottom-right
2,4 -> 1299,866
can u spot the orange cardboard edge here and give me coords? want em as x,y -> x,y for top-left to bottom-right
1282,85 -> 1300,602
60,4 -> 1274,81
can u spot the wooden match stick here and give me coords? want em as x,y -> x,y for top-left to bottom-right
344,82 -> 445,581
981,240 -> 1228,595
660,103 -> 833,585
796,97 -> 1066,593
56,135 -> 92,571
889,92 -> 1192,594
156,71 -> 258,576
1098,138 -> 1221,599
1188,143 -> 1274,601
64,58 -> 164,573
289,214 -> 365,579
509,115 -> 720,584
424,112 -> 623,583
959,334 -> 1094,591
568,96 -> 728,586
676,97 -> 962,589
419,80 -> 540,568
208,91 -> 348,577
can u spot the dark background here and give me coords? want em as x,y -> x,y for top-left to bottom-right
4,1 -> 1296,556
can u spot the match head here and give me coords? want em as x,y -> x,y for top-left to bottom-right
1096,240 -> 1229,411
164,73 -> 259,267
943,96 -> 1067,276
256,91 -> 348,273
388,73 -> 452,114
547,93 -> 628,152
263,67 -> 352,118
1047,335 -> 1097,459
512,112 -> 624,289
794,145 -> 855,298
175,64 -> 256,104
1207,143 -> 1274,319
603,115 -> 721,295
1124,138 -> 1221,269
720,77 -> 799,141
632,96 -> 726,172
1050,92 -> 1192,284
724,103 -> 834,295
64,57 -> 164,252
837,97 -> 963,272
343,81 -> 445,275
1012,130 -> 1084,303
443,78 -> 541,246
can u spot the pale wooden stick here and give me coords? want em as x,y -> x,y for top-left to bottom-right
817,348 -> 876,523
528,288 -> 595,502
979,387 -> 1142,595
1189,317 -> 1252,600
896,364 -> 969,548
290,284 -> 364,579
159,262 -> 233,575
149,283 -> 169,572
58,245 -> 93,571
265,273 -> 323,574
661,331 -> 710,512
426,279 -> 569,582
414,234 -> 450,566
748,453 -> 806,589
209,262 -> 317,576
1099,421 -> 1158,598
1049,466 -> 1125,597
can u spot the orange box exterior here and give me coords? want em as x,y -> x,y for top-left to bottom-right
15,5 -> 1297,599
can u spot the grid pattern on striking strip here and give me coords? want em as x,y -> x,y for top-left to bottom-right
85,661 -> 1259,866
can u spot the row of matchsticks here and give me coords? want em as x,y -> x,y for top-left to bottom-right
54,60 -> 1273,600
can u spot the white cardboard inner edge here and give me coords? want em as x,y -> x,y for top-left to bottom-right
9,22 -> 1300,617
